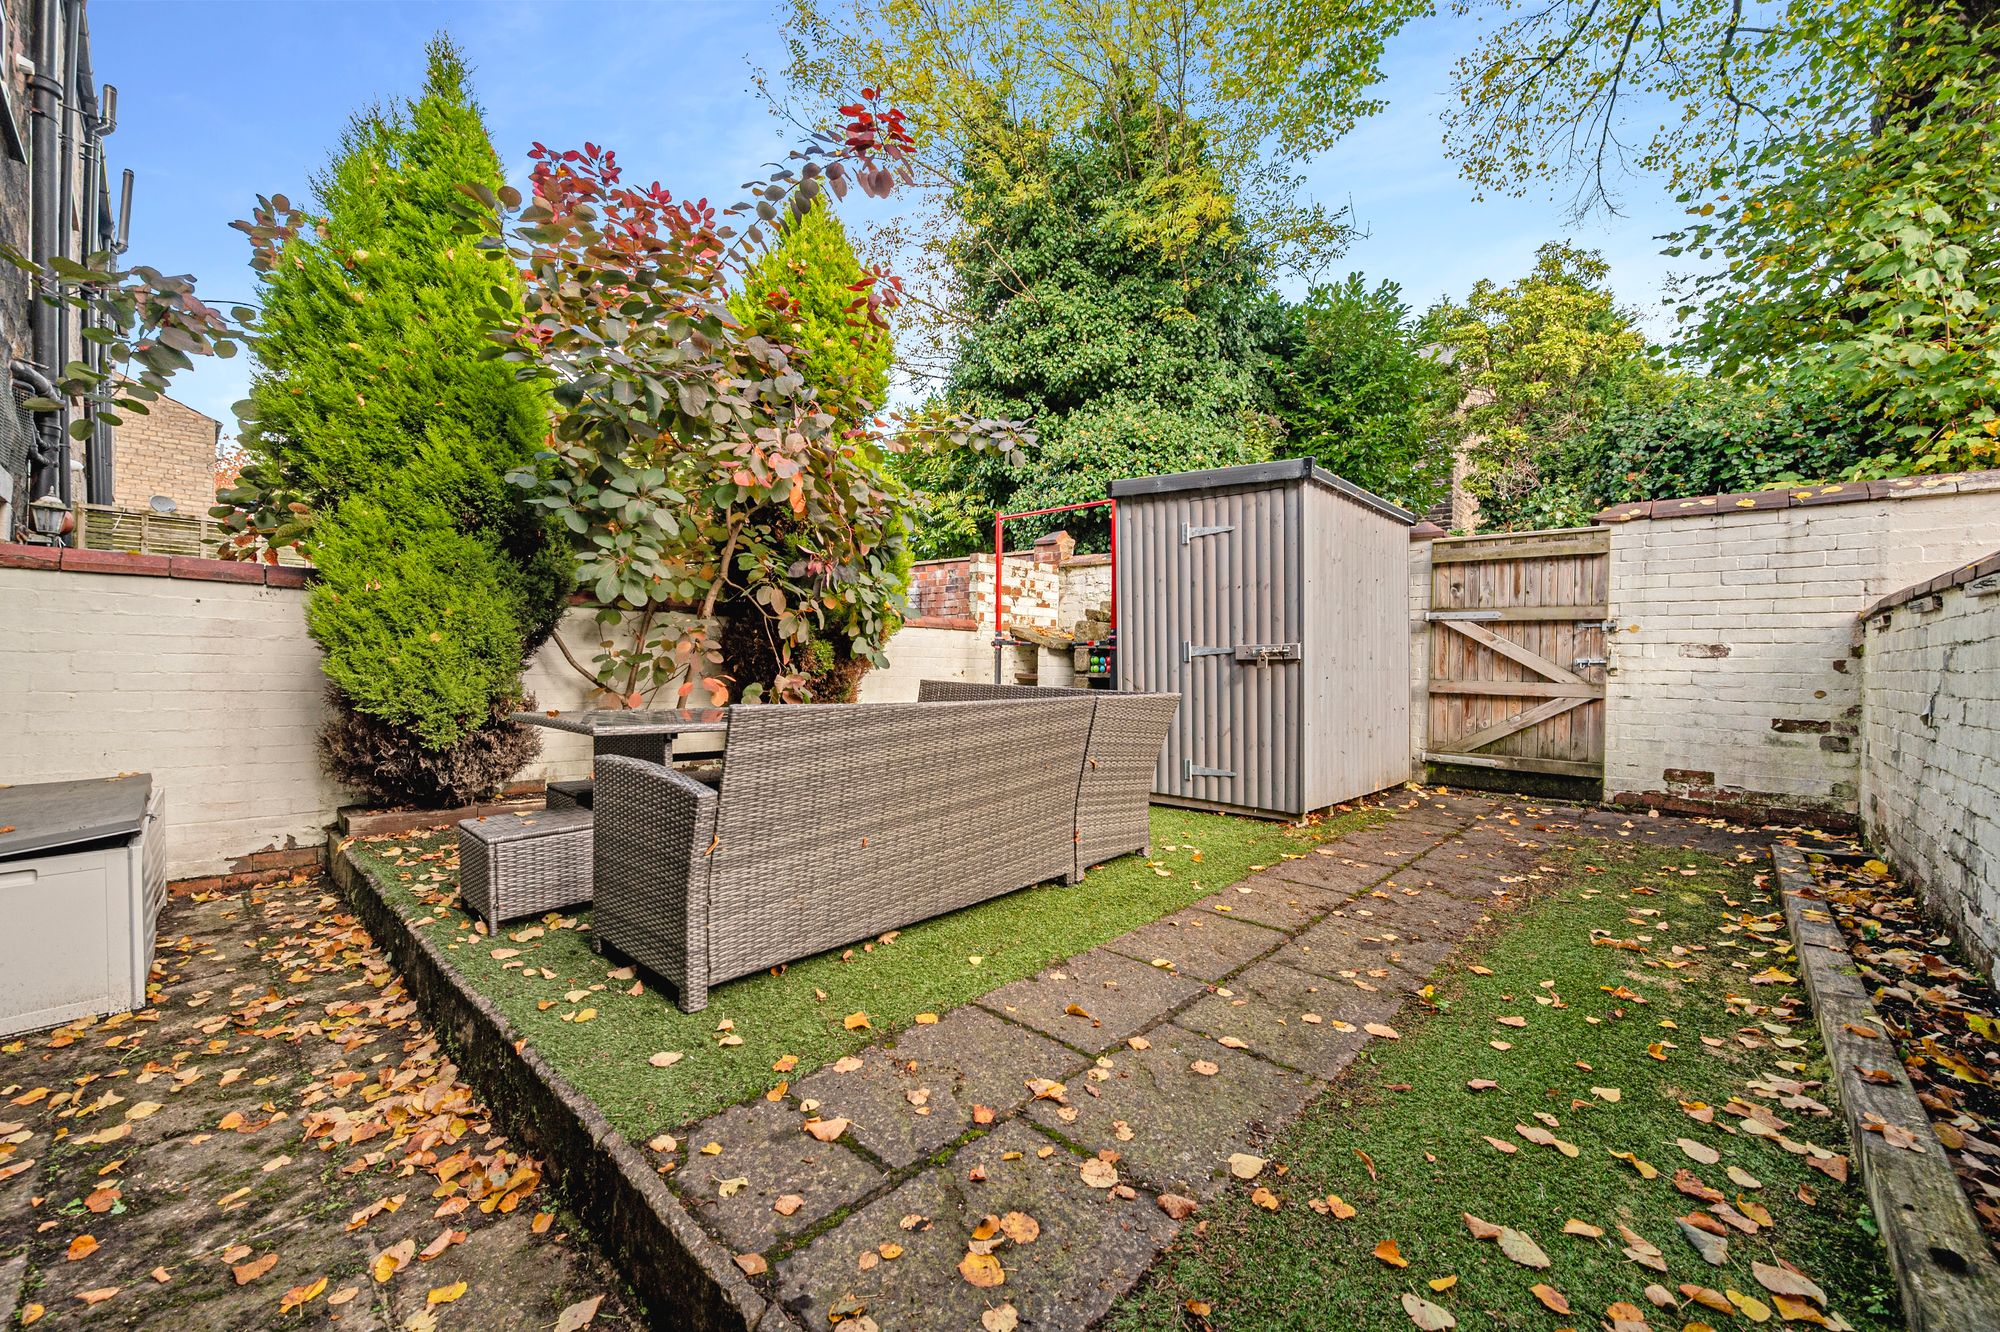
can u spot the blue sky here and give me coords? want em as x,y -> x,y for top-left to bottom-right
93,0 -> 1692,438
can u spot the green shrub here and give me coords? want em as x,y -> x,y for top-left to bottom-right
304,493 -> 528,753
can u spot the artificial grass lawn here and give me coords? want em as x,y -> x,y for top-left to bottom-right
347,804 -> 1382,1143
1107,841 -> 1900,1332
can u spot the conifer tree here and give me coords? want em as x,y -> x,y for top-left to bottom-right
238,36 -> 567,804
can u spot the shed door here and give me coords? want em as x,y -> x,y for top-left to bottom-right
1130,486 -> 1301,813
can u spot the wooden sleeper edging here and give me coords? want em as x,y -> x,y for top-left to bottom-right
1772,843 -> 2000,1332
330,837 -> 802,1332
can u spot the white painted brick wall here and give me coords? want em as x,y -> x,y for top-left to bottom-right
0,568 -> 602,878
1861,582 -> 2000,977
1605,493 -> 2000,820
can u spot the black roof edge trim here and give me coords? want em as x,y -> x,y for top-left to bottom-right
1108,458 -> 1416,525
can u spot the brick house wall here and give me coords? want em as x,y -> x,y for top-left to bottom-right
1858,553 -> 2000,978
109,390 -> 220,515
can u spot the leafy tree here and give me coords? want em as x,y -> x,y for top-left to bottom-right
784,0 -> 1427,268
1264,275 -> 1456,511
1429,241 -> 1665,529
226,37 -> 569,804
890,100 -> 1276,556
725,199 -> 906,699
1668,12 -> 2000,473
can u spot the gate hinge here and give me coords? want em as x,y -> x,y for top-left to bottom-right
1180,522 -> 1235,544
1181,642 -> 1233,662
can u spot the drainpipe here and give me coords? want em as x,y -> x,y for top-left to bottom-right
11,359 -> 68,543
25,0 -> 69,518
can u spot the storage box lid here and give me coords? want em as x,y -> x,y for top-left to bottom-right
0,774 -> 153,860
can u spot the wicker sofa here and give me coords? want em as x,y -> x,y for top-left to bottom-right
594,698 -> 1099,1012
914,680 -> 1179,878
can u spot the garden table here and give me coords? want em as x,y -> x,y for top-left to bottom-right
510,707 -> 731,767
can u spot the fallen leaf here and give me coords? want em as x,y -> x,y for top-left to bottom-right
1373,1238 -> 1408,1268
1752,1260 -> 1827,1306
1000,1212 -> 1040,1244
233,1252 -> 278,1285
734,1253 -> 767,1277
803,1117 -> 849,1143
1530,1283 -> 1571,1314
843,1011 -> 871,1031
1728,1288 -> 1774,1322
1677,1136 -> 1721,1165
958,1250 -> 1005,1288
648,1052 -> 685,1068
67,1234 -> 99,1262
279,1277 -> 328,1313
1227,1153 -> 1267,1180
372,1239 -> 416,1283
1365,1023 -> 1401,1040
773,1195 -> 804,1217
1079,1159 -> 1118,1188
1677,1215 -> 1730,1265
1429,1275 -> 1458,1292
1189,1060 -> 1220,1076
982,1303 -> 1019,1332
554,1293 -> 605,1331
1400,1292 -> 1455,1329
1250,1186 -> 1281,1210
1324,1194 -> 1357,1219
1562,1218 -> 1602,1237
1497,1227 -> 1550,1269
428,1281 -> 468,1306
1158,1193 -> 1199,1220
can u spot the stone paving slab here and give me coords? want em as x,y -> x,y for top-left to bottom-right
1175,959 -> 1384,1078
792,1008 -> 1083,1169
1098,907 -> 1286,981
673,1097 -> 888,1255
772,1120 -> 1176,1332
1283,912 -> 1439,983
977,948 -> 1205,1053
1024,1024 -> 1320,1200
1186,881 -> 1323,932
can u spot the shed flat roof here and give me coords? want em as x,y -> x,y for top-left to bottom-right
1108,459 -> 1415,525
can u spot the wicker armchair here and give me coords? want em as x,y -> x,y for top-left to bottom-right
594,698 -> 1094,1012
914,681 -> 1179,876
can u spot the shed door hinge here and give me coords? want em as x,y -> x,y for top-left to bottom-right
1183,759 -> 1236,780
1180,522 -> 1234,544
1181,642 -> 1233,662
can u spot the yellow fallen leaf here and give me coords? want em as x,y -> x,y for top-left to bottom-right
1373,1237 -> 1408,1268
279,1277 -> 328,1313
1429,1275 -> 1458,1292
428,1281 -> 468,1306
843,1011 -> 871,1031
958,1250 -> 1005,1287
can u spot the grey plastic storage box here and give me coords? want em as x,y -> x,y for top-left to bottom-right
1111,460 -> 1415,818
0,774 -> 165,1037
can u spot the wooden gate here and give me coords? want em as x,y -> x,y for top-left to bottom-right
1422,527 -> 1609,783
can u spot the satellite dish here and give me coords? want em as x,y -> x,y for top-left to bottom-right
148,495 -> 178,514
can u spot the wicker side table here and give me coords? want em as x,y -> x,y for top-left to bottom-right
456,808 -> 595,931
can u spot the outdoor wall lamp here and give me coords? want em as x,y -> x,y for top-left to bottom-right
26,491 -> 70,538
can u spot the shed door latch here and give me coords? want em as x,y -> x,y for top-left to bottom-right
1180,522 -> 1235,544
1233,642 -> 1301,663
1183,759 -> 1236,780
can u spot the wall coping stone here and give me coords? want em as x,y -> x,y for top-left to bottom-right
1861,547 -> 2000,621
903,615 -> 979,631
0,542 -> 313,588
1594,469 -> 2000,526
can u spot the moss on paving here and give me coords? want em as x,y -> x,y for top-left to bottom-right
1107,842 -> 1901,1332
348,805 -> 1381,1143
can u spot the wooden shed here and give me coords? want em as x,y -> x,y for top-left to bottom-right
1111,460 -> 1414,818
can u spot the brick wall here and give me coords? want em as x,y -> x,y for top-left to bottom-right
0,547 -> 603,878
1858,553 -> 2000,978
110,391 -> 221,516
1601,475 -> 2000,824
906,558 -> 973,623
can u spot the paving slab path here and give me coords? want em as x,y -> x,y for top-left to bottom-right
672,792 -> 1769,1332
0,876 -> 641,1331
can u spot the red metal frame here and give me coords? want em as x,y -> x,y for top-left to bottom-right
990,498 -> 1116,648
